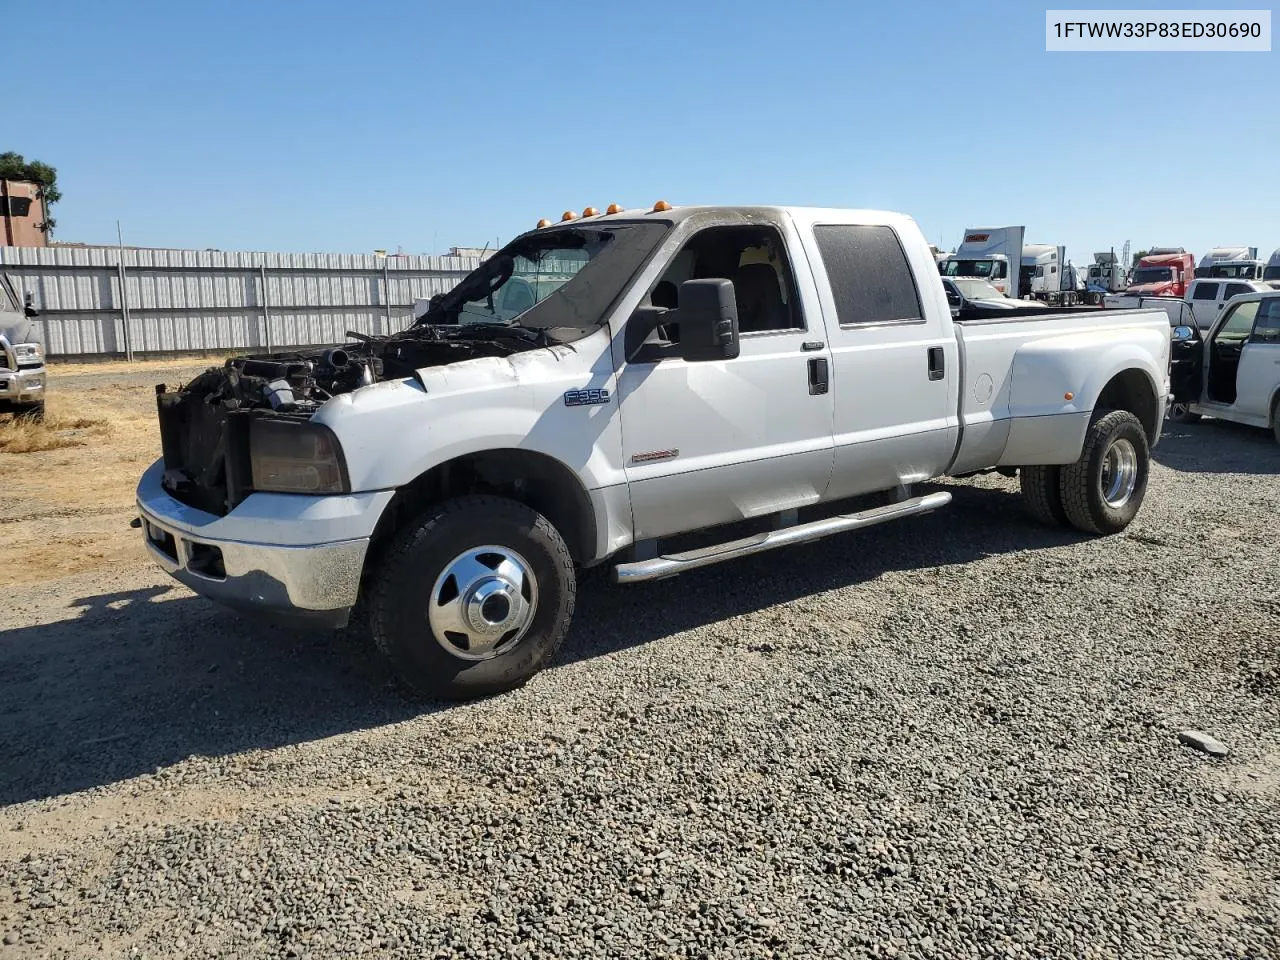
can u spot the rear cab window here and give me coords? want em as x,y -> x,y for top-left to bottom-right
1191,282 -> 1219,301
811,225 -> 924,326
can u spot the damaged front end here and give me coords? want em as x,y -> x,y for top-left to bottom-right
155,330 -> 532,516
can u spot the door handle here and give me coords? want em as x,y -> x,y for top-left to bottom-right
928,346 -> 945,381
807,357 -> 829,395
801,340 -> 825,351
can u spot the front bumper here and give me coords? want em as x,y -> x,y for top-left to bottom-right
135,458 -> 394,629
0,366 -> 46,404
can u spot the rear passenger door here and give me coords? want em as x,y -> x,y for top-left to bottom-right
792,215 -> 960,500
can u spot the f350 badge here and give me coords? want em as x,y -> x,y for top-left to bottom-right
563,387 -> 610,407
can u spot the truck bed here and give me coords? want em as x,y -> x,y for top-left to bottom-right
948,307 -> 1172,474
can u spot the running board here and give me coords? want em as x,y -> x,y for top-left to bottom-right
613,491 -> 952,584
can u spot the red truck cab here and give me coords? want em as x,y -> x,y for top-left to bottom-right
1125,252 -> 1195,298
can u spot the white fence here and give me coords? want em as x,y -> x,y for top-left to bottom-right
1,245 -> 488,359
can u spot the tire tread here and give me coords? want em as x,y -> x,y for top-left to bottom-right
1019,465 -> 1069,527
1060,409 -> 1148,535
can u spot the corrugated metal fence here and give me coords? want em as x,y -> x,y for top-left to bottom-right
0,245 -> 488,359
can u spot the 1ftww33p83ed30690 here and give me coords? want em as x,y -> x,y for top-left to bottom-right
136,202 -> 1174,701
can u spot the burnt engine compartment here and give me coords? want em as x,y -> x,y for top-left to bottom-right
156,325 -> 548,515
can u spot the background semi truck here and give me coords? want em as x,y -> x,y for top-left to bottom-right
0,273 -> 47,420
938,226 -> 1023,296
1197,246 -> 1265,280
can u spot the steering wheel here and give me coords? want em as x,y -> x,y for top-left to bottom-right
482,255 -> 514,295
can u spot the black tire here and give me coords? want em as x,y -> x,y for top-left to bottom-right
1019,465 -> 1070,527
1060,409 -> 1150,535
368,495 -> 575,701
1167,400 -> 1200,423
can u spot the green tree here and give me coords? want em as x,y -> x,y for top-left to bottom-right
1131,249 -> 1150,267
0,152 -> 60,234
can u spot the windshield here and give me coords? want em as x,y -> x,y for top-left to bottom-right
1265,266 -> 1280,281
426,222 -> 670,331
952,278 -> 1004,299
942,258 -> 1003,279
1208,263 -> 1258,279
1130,266 -> 1173,284
458,247 -> 592,325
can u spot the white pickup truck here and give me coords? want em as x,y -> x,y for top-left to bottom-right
136,204 -> 1173,700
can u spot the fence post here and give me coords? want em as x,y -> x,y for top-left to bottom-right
383,258 -> 392,334
117,260 -> 134,362
259,264 -> 273,353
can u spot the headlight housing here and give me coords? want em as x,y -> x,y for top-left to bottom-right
249,418 -> 350,494
13,342 -> 43,363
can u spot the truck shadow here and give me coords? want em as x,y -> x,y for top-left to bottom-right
0,481 -> 1078,806
1153,418 -> 1280,475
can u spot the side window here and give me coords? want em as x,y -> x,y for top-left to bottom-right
813,224 -> 924,326
641,224 -> 803,341
1224,283 -> 1253,301
1249,299 -> 1280,343
1218,301 -> 1259,340
1191,282 -> 1219,301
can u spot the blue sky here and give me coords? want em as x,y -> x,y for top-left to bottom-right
13,0 -> 1279,266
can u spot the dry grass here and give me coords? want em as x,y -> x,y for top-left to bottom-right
0,399 -> 110,454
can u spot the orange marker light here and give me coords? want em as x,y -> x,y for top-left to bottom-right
561,210 -> 577,221
536,218 -> 551,228
582,206 -> 599,217
606,203 -> 623,214
652,200 -> 672,212
1064,392 -> 1075,401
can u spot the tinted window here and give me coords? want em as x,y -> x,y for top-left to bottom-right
1191,282 -> 1219,300
1250,298 -> 1280,343
814,225 -> 923,326
1224,283 -> 1253,300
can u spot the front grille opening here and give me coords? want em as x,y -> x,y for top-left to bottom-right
145,521 -> 177,562
186,542 -> 226,579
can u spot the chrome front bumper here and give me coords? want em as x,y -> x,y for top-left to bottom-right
135,459 -> 391,630
0,366 -> 45,403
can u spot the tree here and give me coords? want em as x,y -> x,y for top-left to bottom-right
1131,249 -> 1150,268
0,152 -> 60,234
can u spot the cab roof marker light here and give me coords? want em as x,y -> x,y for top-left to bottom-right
561,210 -> 577,221
606,203 -> 624,215
582,206 -> 599,217
536,218 -> 551,228
652,200 -> 672,212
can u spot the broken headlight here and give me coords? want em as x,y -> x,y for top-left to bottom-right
249,419 -> 350,495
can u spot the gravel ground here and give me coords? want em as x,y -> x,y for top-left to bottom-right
1,404 -> 1278,959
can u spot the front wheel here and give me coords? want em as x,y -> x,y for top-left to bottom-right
1060,410 -> 1150,535
1167,400 -> 1200,423
368,495 -> 576,700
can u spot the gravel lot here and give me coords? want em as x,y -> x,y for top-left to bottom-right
2,365 -> 1278,959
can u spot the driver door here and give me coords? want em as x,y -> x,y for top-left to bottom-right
616,221 -> 836,541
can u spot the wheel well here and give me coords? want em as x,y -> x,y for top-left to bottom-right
1096,369 -> 1159,440
364,449 -> 598,583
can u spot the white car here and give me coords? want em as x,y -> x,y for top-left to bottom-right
1168,290 -> 1280,442
136,203 -> 1173,700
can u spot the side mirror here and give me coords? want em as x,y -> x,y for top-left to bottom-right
674,279 -> 739,362
1171,325 -> 1196,342
23,293 -> 39,318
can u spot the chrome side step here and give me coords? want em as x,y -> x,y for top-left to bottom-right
612,491 -> 952,584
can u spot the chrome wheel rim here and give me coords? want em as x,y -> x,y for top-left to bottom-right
1100,438 -> 1139,509
428,546 -> 538,661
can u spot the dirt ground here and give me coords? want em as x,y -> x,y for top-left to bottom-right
0,359 -> 215,587
1,361 -> 1277,958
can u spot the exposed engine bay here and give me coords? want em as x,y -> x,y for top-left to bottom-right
155,323 -> 554,515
